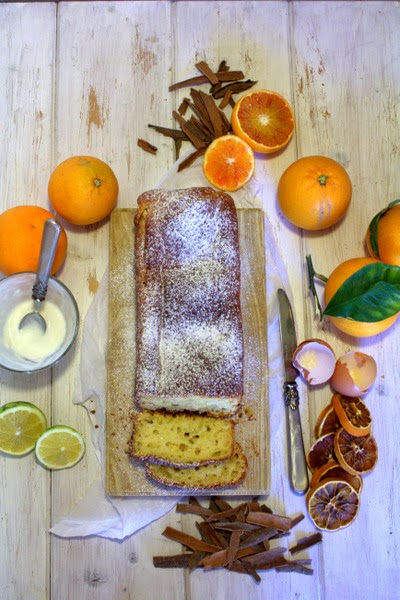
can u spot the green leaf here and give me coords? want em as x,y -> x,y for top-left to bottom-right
368,199 -> 400,259
323,262 -> 400,322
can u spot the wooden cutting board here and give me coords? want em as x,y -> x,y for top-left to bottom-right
106,208 -> 269,496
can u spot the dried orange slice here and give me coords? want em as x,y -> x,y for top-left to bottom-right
306,478 -> 360,531
334,427 -> 378,475
307,432 -> 335,472
231,90 -> 295,154
314,404 -> 341,438
331,394 -> 372,437
310,460 -> 363,493
203,134 -> 255,192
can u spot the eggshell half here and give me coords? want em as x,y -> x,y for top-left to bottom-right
330,351 -> 377,396
292,339 -> 336,385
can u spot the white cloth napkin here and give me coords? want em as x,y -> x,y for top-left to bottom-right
50,153 -> 290,541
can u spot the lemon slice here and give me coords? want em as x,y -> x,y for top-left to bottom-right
35,425 -> 85,470
0,401 -> 47,456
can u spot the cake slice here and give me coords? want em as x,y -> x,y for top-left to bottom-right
146,442 -> 247,490
130,410 -> 234,468
134,187 -> 243,416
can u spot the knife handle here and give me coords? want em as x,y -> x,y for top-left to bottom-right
284,382 -> 309,495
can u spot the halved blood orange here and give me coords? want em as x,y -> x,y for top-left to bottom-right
203,134 -> 255,192
306,478 -> 360,531
334,427 -> 378,475
314,404 -> 341,438
307,432 -> 336,472
310,459 -> 363,493
331,394 -> 372,437
231,90 -> 295,154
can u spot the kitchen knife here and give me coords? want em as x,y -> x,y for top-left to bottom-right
277,288 -> 309,495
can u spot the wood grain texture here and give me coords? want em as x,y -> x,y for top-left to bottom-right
0,4 -> 56,599
291,3 -> 400,597
49,5 -> 177,598
1,2 -> 399,598
106,208 -> 269,496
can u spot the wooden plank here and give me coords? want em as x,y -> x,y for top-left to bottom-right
0,4 -> 56,599
292,2 -> 400,598
49,3 -> 181,600
170,4 -> 317,597
106,207 -> 269,496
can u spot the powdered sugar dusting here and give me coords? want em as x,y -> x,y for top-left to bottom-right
135,187 -> 243,403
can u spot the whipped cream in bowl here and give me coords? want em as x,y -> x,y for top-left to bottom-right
0,272 -> 79,373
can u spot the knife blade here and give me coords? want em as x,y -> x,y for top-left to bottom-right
277,288 -> 309,495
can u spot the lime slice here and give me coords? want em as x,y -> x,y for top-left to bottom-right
0,401 -> 47,456
35,425 -> 85,470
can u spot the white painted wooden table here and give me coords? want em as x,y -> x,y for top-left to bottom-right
1,2 -> 399,599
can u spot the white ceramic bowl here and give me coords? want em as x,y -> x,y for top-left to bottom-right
0,272 -> 79,373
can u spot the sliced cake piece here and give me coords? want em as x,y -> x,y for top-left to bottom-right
146,442 -> 247,490
130,410 -> 234,468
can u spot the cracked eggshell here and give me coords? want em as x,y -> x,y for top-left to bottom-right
292,339 -> 336,385
330,351 -> 377,396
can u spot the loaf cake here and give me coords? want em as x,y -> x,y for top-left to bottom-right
134,187 -> 243,416
146,442 -> 247,490
130,410 -> 235,467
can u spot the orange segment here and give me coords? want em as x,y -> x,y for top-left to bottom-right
306,478 -> 360,531
314,404 -> 341,438
231,90 -> 295,154
331,394 -> 372,437
203,134 -> 255,192
306,432 -> 335,472
310,460 -> 363,493
334,427 -> 378,476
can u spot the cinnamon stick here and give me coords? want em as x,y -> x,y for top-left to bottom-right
289,532 -> 323,555
219,89 -> 232,110
200,546 -> 257,570
168,69 -> 244,91
247,511 -> 293,531
172,111 -> 207,148
148,124 -> 188,140
241,546 -> 287,569
227,530 -> 242,569
176,503 -> 214,518
161,526 -> 220,553
213,79 -> 258,99
177,147 -> 206,172
195,60 -> 219,85
137,138 -> 158,155
153,554 -> 200,569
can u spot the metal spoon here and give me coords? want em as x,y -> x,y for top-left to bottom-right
19,218 -> 62,333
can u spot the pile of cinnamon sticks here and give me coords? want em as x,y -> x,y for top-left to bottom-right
139,60 -> 257,171
153,496 -> 322,582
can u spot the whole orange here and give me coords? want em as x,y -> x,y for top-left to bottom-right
278,156 -> 352,230
324,257 -> 398,337
48,156 -> 119,225
0,205 -> 67,276
366,202 -> 400,266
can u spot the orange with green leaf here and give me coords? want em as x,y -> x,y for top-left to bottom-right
307,255 -> 399,337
